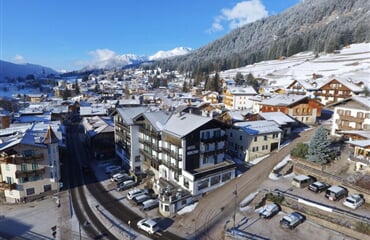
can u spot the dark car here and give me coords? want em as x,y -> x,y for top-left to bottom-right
308,181 -> 330,193
280,212 -> 305,230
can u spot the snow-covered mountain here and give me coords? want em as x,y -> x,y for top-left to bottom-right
149,47 -> 192,61
83,54 -> 148,70
82,47 -> 191,70
0,60 -> 58,80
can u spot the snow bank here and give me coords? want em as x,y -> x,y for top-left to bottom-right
240,191 -> 258,207
177,202 -> 198,215
249,154 -> 270,165
273,155 -> 291,171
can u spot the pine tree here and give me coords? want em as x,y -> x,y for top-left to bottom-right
307,126 -> 332,164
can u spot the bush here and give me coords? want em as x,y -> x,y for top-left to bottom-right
266,193 -> 284,204
291,142 -> 308,159
355,222 -> 370,235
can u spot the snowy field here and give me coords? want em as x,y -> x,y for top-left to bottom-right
220,43 -> 370,88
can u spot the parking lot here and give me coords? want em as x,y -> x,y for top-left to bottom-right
229,172 -> 369,240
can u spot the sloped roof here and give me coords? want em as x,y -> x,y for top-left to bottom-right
234,120 -> 281,135
43,125 -> 59,144
228,86 -> 257,95
259,94 -> 307,107
259,112 -> 296,125
141,111 -> 171,132
163,113 -> 212,138
116,106 -> 148,125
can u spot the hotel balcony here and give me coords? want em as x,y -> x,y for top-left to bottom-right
140,128 -> 161,139
0,182 -> 17,191
339,115 -> 365,123
15,168 -> 46,179
200,135 -> 226,144
0,153 -> 44,164
161,148 -> 182,161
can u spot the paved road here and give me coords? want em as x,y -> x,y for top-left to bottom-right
171,128 -> 317,240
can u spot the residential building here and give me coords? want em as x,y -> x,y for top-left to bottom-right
114,106 -> 148,173
223,86 -> 257,110
0,125 -> 61,203
259,94 -> 323,125
134,111 -> 171,171
157,112 -> 236,216
227,120 -> 282,162
330,96 -> 370,136
82,116 -> 115,160
257,112 -> 298,140
286,77 -> 363,106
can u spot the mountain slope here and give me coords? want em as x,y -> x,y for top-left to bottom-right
0,60 -> 58,80
158,0 -> 370,74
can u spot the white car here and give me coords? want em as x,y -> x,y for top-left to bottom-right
259,203 -> 280,218
343,194 -> 364,209
137,218 -> 159,234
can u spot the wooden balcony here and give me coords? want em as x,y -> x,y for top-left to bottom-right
339,115 -> 365,123
0,182 -> 17,191
140,128 -> 161,139
0,153 -> 44,164
15,168 -> 46,179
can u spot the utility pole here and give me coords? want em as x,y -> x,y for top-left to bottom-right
233,184 -> 237,229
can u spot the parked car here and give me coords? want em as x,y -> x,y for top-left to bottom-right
308,181 -> 330,193
116,180 -> 136,191
133,194 -> 151,205
259,203 -> 280,218
111,173 -> 133,183
137,218 -> 160,234
127,188 -> 145,200
343,194 -> 364,209
280,212 -> 305,230
291,175 -> 316,188
325,186 -> 348,201
105,165 -> 121,174
142,199 -> 159,211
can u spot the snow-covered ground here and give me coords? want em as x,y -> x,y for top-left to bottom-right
220,43 -> 370,88
177,202 -> 198,215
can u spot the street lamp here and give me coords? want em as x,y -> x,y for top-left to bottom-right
233,184 -> 237,229
128,220 -> 131,240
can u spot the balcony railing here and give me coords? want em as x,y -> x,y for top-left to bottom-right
339,115 -> 365,123
15,168 -> 46,179
140,128 -> 161,139
200,135 -> 226,144
0,153 -> 44,164
348,153 -> 370,165
0,182 -> 17,190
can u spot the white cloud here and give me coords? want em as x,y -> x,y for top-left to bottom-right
88,48 -> 117,62
208,0 -> 268,33
12,54 -> 26,64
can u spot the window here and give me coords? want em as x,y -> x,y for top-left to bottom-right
31,163 -> 38,170
44,184 -> 52,192
230,132 -> 233,137
5,164 -> 10,171
21,163 -> 28,172
254,136 -> 257,142
210,176 -> 220,186
264,135 -> 267,141
26,188 -> 35,196
197,179 -> 209,191
6,177 -> 12,184
184,178 -> 189,188
23,149 -> 34,157
222,172 -> 231,182
240,136 -> 242,141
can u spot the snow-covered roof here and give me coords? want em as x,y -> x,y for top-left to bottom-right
352,96 -> 370,109
140,111 -> 171,132
259,94 -> 307,107
234,120 -> 281,135
346,139 -> 370,148
228,86 -> 257,95
116,106 -> 148,125
259,112 -> 296,125
163,113 -> 212,138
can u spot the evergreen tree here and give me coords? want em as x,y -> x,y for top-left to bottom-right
235,72 -> 244,85
182,81 -> 189,92
307,126 -> 332,164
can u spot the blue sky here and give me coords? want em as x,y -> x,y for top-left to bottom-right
1,0 -> 299,71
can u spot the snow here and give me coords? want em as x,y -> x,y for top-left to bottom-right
219,43 -> 370,89
249,154 -> 270,165
177,202 -> 198,215
240,191 -> 258,208
269,154 -> 291,180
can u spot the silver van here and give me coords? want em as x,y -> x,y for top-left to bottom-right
291,175 -> 315,188
127,188 -> 145,200
142,199 -> 159,211
133,194 -> 150,205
